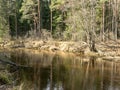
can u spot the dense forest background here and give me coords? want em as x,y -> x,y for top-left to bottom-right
0,0 -> 120,42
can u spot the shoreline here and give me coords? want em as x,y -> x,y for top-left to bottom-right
0,40 -> 119,58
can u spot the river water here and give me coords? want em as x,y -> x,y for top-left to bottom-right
0,49 -> 120,90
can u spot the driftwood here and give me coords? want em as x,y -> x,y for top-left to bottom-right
0,59 -> 30,68
0,59 -> 18,66
102,57 -> 120,61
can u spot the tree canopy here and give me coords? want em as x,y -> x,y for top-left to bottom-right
0,0 -> 119,41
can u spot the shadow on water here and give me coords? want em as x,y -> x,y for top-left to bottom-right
0,49 -> 120,90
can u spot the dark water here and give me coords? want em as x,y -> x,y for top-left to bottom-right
1,49 -> 120,90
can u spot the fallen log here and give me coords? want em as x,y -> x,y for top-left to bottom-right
0,58 -> 30,68
102,56 -> 120,61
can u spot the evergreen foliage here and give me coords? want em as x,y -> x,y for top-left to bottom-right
0,0 -> 119,41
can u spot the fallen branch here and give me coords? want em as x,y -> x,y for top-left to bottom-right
0,59 -> 30,68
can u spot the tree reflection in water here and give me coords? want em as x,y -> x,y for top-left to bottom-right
3,49 -> 120,90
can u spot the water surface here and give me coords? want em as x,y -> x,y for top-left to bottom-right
0,49 -> 120,90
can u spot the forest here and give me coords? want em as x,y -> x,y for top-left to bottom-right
0,0 -> 120,90
0,0 -> 120,54
0,0 -> 119,41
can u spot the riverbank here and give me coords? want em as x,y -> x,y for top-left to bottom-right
0,43 -> 120,90
0,63 -> 23,90
0,48 -> 120,90
0,39 -> 120,57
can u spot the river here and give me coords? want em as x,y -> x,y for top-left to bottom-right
0,49 -> 120,90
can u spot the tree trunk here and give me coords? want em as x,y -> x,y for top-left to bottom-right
89,32 -> 97,52
50,0 -> 52,34
15,0 -> 18,39
38,0 -> 42,37
102,2 -> 105,42
15,13 -> 18,39
114,0 -> 118,41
